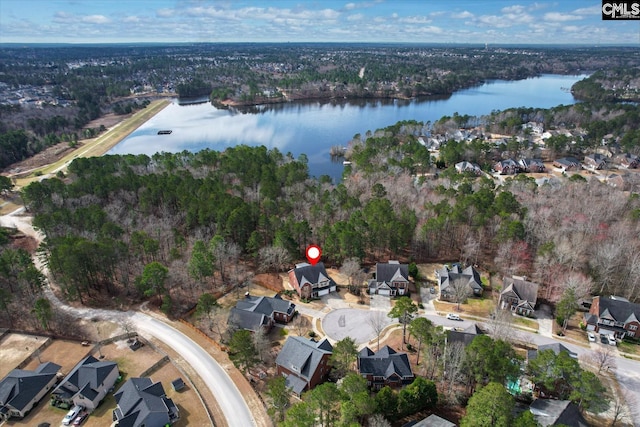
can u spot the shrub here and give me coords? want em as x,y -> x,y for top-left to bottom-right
280,328 -> 288,337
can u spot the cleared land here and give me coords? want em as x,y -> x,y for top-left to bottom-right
8,99 -> 170,188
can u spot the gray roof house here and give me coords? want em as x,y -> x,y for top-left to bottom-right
447,323 -> 484,347
229,293 -> 296,333
527,343 -> 577,362
276,337 -> 333,396
529,399 -> 589,427
113,377 -> 179,427
357,345 -> 415,390
410,414 -> 457,427
288,262 -> 337,299
52,355 -> 119,411
0,362 -> 60,420
369,261 -> 410,296
500,276 -> 539,317
437,264 -> 483,302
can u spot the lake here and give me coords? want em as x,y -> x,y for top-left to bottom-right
109,74 -> 588,180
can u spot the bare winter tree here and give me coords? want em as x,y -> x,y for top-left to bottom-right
291,314 -> 310,337
368,413 -> 392,427
340,257 -> 362,294
449,276 -> 472,311
486,308 -> 519,343
367,310 -> 388,351
609,386 -> 637,427
120,317 -> 135,341
461,233 -> 481,267
258,246 -> 291,274
581,346 -> 617,375
442,340 -> 468,404
253,327 -> 270,362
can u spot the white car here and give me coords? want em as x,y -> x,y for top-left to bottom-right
608,335 -> 617,346
587,332 -> 596,342
62,405 -> 83,425
446,313 -> 461,321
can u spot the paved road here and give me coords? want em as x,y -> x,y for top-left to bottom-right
1,211 -> 256,427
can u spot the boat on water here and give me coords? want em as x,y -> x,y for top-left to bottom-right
343,161 -> 352,165
157,130 -> 173,135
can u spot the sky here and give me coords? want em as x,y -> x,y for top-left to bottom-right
0,0 -> 638,45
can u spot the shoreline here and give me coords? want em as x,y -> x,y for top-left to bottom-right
9,99 -> 171,188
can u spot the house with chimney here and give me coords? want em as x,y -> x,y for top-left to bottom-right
276,337 -> 333,396
288,262 -> 336,299
584,296 -> 640,339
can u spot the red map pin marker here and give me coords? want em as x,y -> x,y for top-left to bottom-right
305,244 -> 322,266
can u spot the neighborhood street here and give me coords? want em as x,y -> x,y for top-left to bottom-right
0,210 -> 257,427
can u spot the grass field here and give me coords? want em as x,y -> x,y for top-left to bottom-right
14,99 -> 170,188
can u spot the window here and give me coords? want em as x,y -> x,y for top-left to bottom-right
629,324 -> 638,331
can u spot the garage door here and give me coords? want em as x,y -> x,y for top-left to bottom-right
318,288 -> 330,297
378,289 -> 391,296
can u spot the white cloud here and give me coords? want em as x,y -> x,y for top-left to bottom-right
123,16 -> 140,23
156,8 -> 174,18
82,15 -> 110,24
452,11 -> 474,19
347,13 -> 364,21
544,12 -> 582,22
399,16 -> 433,24
573,6 -> 602,16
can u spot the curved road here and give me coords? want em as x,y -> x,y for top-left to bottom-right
0,211 -> 256,427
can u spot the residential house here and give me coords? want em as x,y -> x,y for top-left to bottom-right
499,276 -> 539,317
584,295 -> 640,339
229,293 -> 296,333
113,377 -> 179,427
553,157 -> 581,171
368,260 -> 410,296
411,414 -> 456,427
454,161 -> 482,175
527,343 -> 577,362
529,399 -> 589,427
436,264 -> 483,302
447,323 -> 484,347
494,158 -> 520,175
357,345 -> 414,390
518,158 -> 546,173
276,337 -> 333,396
288,262 -> 337,299
52,355 -> 119,411
0,362 -> 60,420
614,152 -> 639,169
583,153 -> 607,170
605,173 -> 629,190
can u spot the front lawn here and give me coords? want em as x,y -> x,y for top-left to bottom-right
433,297 -> 495,318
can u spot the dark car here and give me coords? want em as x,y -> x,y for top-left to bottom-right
73,413 -> 87,426
600,334 -> 608,344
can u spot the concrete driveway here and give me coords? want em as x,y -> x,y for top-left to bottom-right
322,308 -> 393,345
369,294 -> 391,311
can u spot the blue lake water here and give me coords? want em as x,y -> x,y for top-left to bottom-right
109,74 -> 588,180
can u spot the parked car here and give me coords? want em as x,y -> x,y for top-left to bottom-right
73,413 -> 88,425
62,405 -> 83,425
600,334 -> 609,345
587,332 -> 596,342
608,335 -> 617,346
446,313 -> 462,321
